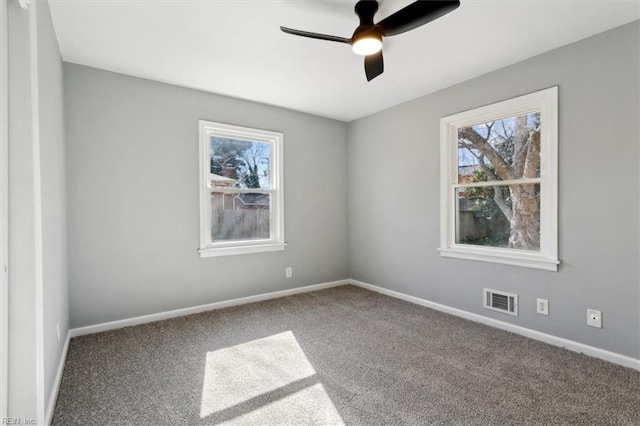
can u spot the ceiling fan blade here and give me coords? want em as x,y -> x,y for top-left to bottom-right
377,0 -> 460,37
280,27 -> 351,44
364,50 -> 384,81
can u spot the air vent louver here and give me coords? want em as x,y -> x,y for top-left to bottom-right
484,288 -> 518,316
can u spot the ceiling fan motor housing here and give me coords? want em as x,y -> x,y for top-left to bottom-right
355,0 -> 378,26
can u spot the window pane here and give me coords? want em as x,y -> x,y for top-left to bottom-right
211,192 -> 271,241
457,112 -> 541,182
456,183 -> 540,251
210,137 -> 271,189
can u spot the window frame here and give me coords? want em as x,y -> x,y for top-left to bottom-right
439,87 -> 559,271
198,120 -> 285,258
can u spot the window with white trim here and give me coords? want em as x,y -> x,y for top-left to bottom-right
439,87 -> 559,271
199,120 -> 284,257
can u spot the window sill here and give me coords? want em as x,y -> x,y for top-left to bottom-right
438,247 -> 560,271
199,242 -> 286,258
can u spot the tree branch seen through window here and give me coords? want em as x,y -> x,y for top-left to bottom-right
457,113 -> 540,250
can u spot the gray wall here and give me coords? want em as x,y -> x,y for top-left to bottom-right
348,22 -> 640,358
64,64 -> 349,328
8,1 -> 38,418
7,0 -> 68,420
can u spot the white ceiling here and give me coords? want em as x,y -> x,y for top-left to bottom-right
48,0 -> 640,122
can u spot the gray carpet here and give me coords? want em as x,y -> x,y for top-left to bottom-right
53,285 -> 640,425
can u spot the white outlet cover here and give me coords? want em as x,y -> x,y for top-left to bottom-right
536,298 -> 549,315
587,309 -> 602,328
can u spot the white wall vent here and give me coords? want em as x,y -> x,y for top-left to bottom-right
484,288 -> 518,316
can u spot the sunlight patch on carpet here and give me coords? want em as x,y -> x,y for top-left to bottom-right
200,331 -> 318,418
218,383 -> 344,425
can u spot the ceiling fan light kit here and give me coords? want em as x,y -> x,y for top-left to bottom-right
281,0 -> 460,81
352,35 -> 382,56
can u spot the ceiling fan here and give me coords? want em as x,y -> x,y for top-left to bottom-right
280,0 -> 460,82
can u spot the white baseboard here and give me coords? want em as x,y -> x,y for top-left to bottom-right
64,277 -> 638,375
70,279 -> 349,338
350,279 -> 640,371
51,277 -> 638,425
45,330 -> 70,425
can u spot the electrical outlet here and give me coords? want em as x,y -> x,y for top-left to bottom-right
536,298 -> 549,315
587,309 -> 602,328
285,267 -> 292,278
56,323 -> 60,343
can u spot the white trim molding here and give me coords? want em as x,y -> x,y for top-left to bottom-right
440,87 -> 559,271
350,279 -> 640,371
0,0 -> 8,418
65,278 -> 640,372
70,280 -> 348,338
29,1 -> 46,421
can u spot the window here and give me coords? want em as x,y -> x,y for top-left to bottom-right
439,87 -> 559,271
199,120 -> 284,257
